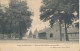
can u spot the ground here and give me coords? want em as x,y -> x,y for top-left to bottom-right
0,39 -> 79,51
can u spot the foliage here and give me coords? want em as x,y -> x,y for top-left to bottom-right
40,0 -> 78,41
0,0 -> 32,39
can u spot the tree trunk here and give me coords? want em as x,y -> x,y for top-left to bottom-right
19,30 -> 22,40
19,23 -> 22,40
65,23 -> 69,41
2,28 -> 4,39
59,19 -> 62,41
10,33 -> 11,39
3,34 -> 4,39
10,22 -> 12,39
2,24 -> 4,39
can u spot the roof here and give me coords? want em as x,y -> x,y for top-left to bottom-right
39,26 -> 79,34
73,20 -> 79,24
67,27 -> 79,33
39,27 -> 52,33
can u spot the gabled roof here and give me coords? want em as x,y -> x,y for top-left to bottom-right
33,29 -> 38,35
39,27 -> 52,33
39,26 -> 79,34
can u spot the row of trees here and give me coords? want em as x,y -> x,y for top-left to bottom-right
0,0 -> 32,39
40,0 -> 79,41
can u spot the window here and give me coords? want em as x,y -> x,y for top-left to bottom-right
50,33 -> 53,38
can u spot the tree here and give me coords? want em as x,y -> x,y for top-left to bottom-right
60,13 -> 74,41
40,0 -> 78,41
5,0 -> 32,39
0,4 -> 8,39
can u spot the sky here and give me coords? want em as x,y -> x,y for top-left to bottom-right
27,0 -> 49,33
0,0 -> 50,33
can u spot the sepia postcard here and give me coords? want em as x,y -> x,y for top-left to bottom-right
0,0 -> 79,51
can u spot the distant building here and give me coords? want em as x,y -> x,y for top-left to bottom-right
33,29 -> 38,38
73,20 -> 79,28
67,27 -> 79,40
28,30 -> 33,38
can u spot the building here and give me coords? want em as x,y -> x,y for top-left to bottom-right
33,29 -> 38,38
28,30 -> 33,38
34,22 -> 79,41
38,22 -> 61,40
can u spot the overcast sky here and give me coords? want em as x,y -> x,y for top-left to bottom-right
27,0 -> 49,33
0,0 -> 49,33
